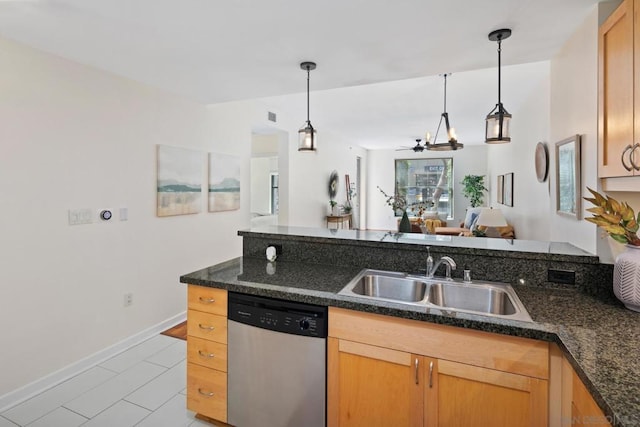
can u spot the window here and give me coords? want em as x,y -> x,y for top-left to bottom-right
395,158 -> 454,220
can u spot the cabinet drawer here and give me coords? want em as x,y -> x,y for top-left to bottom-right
187,362 -> 227,423
187,336 -> 227,372
187,310 -> 227,344
188,285 -> 227,316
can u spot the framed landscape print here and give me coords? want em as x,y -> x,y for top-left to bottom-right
555,135 -> 581,219
209,153 -> 240,212
503,173 -> 514,207
497,175 -> 504,204
156,145 -> 202,217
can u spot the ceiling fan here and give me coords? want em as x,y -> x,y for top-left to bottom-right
397,138 -> 427,152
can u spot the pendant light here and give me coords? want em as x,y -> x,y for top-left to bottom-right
298,61 -> 317,151
485,28 -> 512,144
426,73 -> 464,151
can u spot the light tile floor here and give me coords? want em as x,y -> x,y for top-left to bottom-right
1,334 -> 211,427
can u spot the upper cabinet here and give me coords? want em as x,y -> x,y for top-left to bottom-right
598,0 -> 640,179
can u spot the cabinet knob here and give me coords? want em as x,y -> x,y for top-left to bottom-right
198,350 -> 215,359
198,388 -> 215,397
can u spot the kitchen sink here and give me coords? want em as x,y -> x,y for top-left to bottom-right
346,270 -> 427,303
338,269 -> 532,322
427,282 -> 517,316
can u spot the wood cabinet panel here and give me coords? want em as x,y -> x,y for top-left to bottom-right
599,0 -> 637,177
427,359 -> 548,427
328,337 -> 422,427
329,307 -> 549,379
187,362 -> 227,423
187,310 -> 227,344
188,285 -> 228,315
187,336 -> 227,372
572,370 -> 611,427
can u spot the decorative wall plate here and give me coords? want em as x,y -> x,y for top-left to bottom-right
328,170 -> 339,199
535,142 -> 549,182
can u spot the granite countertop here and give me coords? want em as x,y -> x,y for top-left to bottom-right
181,256 -> 640,427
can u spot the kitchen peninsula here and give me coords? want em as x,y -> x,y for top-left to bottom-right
181,226 -> 638,426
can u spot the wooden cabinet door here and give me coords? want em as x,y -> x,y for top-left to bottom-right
599,0 -> 635,177
425,359 -> 548,427
328,337 -> 423,427
571,370 -> 611,427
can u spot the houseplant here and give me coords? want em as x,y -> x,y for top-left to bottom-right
461,175 -> 488,208
377,186 -> 411,232
584,187 -> 640,311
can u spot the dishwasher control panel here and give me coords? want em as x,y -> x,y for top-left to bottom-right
228,292 -> 328,338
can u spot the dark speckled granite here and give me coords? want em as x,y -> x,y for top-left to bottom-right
181,256 -> 639,427
240,226 -> 614,299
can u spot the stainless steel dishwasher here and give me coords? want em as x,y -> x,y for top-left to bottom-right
227,292 -> 327,427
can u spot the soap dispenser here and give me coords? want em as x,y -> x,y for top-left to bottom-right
426,246 -> 433,278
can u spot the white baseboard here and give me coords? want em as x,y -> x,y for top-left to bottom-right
0,311 -> 187,413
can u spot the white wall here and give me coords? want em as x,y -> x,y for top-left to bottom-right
549,7 -> 599,254
367,146 -> 488,231
286,131 -> 368,228
487,61 -> 551,241
0,36 -> 256,397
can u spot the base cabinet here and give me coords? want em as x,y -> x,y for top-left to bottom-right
427,359 -> 548,427
328,307 -> 550,427
186,285 -> 228,424
550,345 -> 611,427
328,338 -> 423,426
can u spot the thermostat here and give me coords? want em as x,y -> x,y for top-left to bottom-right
99,210 -> 112,221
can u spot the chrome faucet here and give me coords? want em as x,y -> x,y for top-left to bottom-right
427,256 -> 457,280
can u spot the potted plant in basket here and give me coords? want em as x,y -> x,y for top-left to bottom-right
584,187 -> 640,311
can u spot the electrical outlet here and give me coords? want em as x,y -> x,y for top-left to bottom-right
548,269 -> 575,285
124,293 -> 133,307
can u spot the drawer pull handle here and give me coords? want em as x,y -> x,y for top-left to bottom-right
622,144 -> 633,171
198,350 -> 215,358
414,358 -> 419,385
198,388 -> 214,397
199,297 -> 216,304
429,361 -> 434,388
632,143 -> 640,171
198,324 -> 215,331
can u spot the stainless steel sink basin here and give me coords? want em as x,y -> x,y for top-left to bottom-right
338,270 -> 429,306
347,270 -> 427,303
427,282 -> 517,316
338,269 -> 532,322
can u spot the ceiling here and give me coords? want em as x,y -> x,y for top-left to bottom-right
0,0 -> 602,149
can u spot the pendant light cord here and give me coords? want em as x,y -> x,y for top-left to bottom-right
306,66 -> 311,124
497,38 -> 502,106
443,73 -> 447,113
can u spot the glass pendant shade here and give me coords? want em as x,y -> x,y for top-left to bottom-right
485,104 -> 512,144
485,28 -> 512,145
298,61 -> 317,152
298,122 -> 317,151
